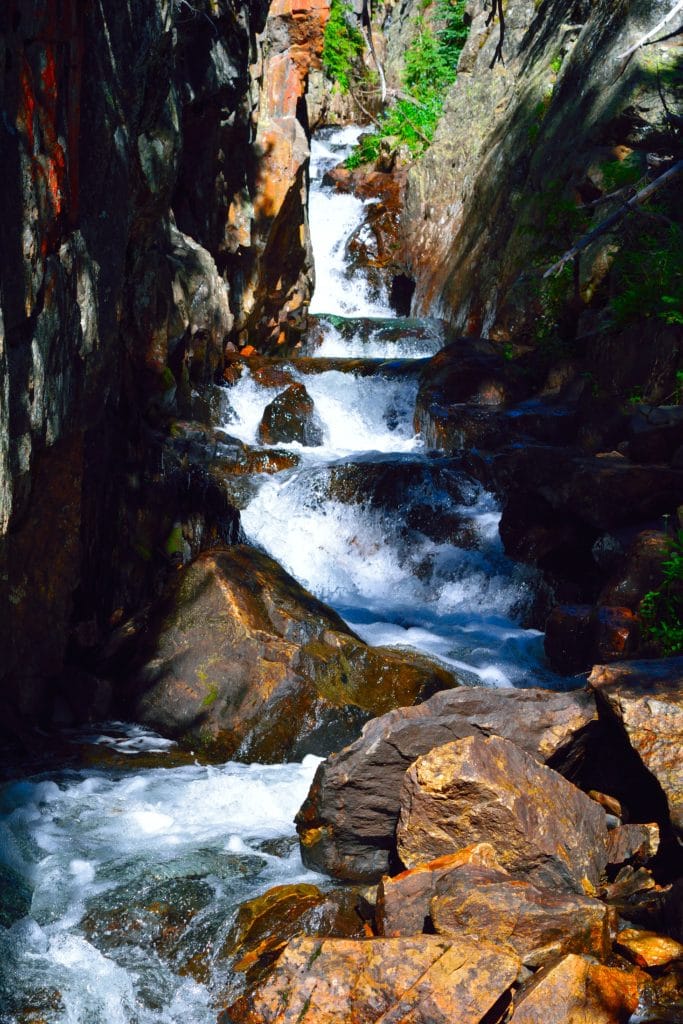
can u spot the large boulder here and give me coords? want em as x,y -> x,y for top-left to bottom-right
508,953 -> 642,1024
125,545 -> 457,761
430,863 -> 614,967
588,658 -> 683,836
222,934 -> 520,1024
296,686 -> 597,881
396,735 -> 609,894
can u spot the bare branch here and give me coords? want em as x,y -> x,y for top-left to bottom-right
616,0 -> 683,60
544,160 -> 683,278
486,0 -> 506,68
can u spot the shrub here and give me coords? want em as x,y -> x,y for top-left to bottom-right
640,528 -> 683,655
322,0 -> 366,94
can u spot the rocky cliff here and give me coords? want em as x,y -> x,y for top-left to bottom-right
402,0 -> 681,346
0,0 -> 329,722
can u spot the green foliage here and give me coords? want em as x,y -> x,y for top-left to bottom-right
640,529 -> 683,655
322,0 -> 366,94
609,222 -> 683,327
600,153 -> 644,192
346,0 -> 468,167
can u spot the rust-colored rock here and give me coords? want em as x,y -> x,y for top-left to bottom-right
509,953 -> 642,1024
296,686 -> 597,881
396,735 -> 609,894
222,934 -> 520,1024
430,863 -> 614,967
616,928 -> 683,969
258,383 -> 323,446
377,844 -> 500,937
127,545 -> 457,761
588,658 -> 683,835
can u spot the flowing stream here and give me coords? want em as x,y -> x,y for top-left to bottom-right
0,127 -> 562,1023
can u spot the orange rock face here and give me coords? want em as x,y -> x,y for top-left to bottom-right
509,953 -> 643,1024
222,934 -> 520,1024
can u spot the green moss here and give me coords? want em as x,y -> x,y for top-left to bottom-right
160,365 -> 176,392
165,523 -> 185,557
201,683 -> 219,708
322,0 -> 366,94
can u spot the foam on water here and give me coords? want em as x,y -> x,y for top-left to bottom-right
312,318 -> 445,359
309,128 -> 391,317
0,755 -> 320,1023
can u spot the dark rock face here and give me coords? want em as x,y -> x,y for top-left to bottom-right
295,686 -> 597,881
122,545 -> 457,761
0,0 -> 327,721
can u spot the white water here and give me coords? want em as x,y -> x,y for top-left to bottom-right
0,126 -> 562,1023
0,743 -> 320,1023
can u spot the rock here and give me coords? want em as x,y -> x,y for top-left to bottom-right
616,928 -> 683,969
218,883 -> 367,992
127,545 -> 457,761
258,383 -> 323,446
0,864 -> 32,928
588,658 -> 683,835
606,824 -> 660,868
430,863 -> 614,967
600,531 -> 669,610
377,843 -> 500,937
628,405 -> 683,464
591,606 -> 640,664
508,953 -> 642,1024
544,605 -> 593,674
222,934 -> 521,1024
396,735 -> 609,894
296,686 -> 597,881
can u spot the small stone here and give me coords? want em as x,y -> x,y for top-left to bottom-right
616,928 -> 683,969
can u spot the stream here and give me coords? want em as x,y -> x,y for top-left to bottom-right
0,127 -> 564,1023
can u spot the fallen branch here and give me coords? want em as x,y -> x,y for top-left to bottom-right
544,160 -> 683,278
486,0 -> 506,68
616,0 -> 683,60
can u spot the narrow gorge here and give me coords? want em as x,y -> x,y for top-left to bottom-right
0,1 -> 681,1023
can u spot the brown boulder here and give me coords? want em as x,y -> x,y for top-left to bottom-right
588,658 -> 683,834
544,604 -> 593,674
128,546 -> 457,761
430,863 -> 614,967
258,383 -> 323,446
377,844 -> 500,937
296,686 -> 597,881
222,934 -> 520,1024
396,735 -> 609,894
509,953 -> 642,1024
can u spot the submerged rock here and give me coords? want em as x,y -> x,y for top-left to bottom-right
396,735 -> 609,894
126,545 -> 457,761
222,933 -> 520,1024
296,686 -> 597,881
258,383 -> 324,446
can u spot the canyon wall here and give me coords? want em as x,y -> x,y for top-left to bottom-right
0,0 -> 328,722
402,0 -> 680,343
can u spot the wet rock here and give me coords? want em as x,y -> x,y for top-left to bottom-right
588,658 -> 683,835
222,934 -> 520,1024
258,383 -> 324,446
628,406 -> 683,464
600,530 -> 669,610
296,687 -> 597,881
377,844 -> 500,937
0,864 -> 32,928
544,605 -> 640,675
616,928 -> 683,969
126,545 -> 457,761
508,953 -> 642,1024
606,824 -> 660,868
218,883 -> 366,991
430,863 -> 614,967
396,735 -> 609,894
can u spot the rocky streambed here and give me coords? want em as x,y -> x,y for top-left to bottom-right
1,128 -> 682,1024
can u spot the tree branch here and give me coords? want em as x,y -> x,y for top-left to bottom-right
544,160 -> 683,278
486,0 -> 506,68
616,0 -> 683,60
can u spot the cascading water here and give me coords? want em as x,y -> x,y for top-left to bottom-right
0,127 -> 563,1024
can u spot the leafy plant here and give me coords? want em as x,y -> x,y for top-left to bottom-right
640,529 -> 683,655
609,222 -> 683,327
322,0 -> 366,94
346,0 -> 469,167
